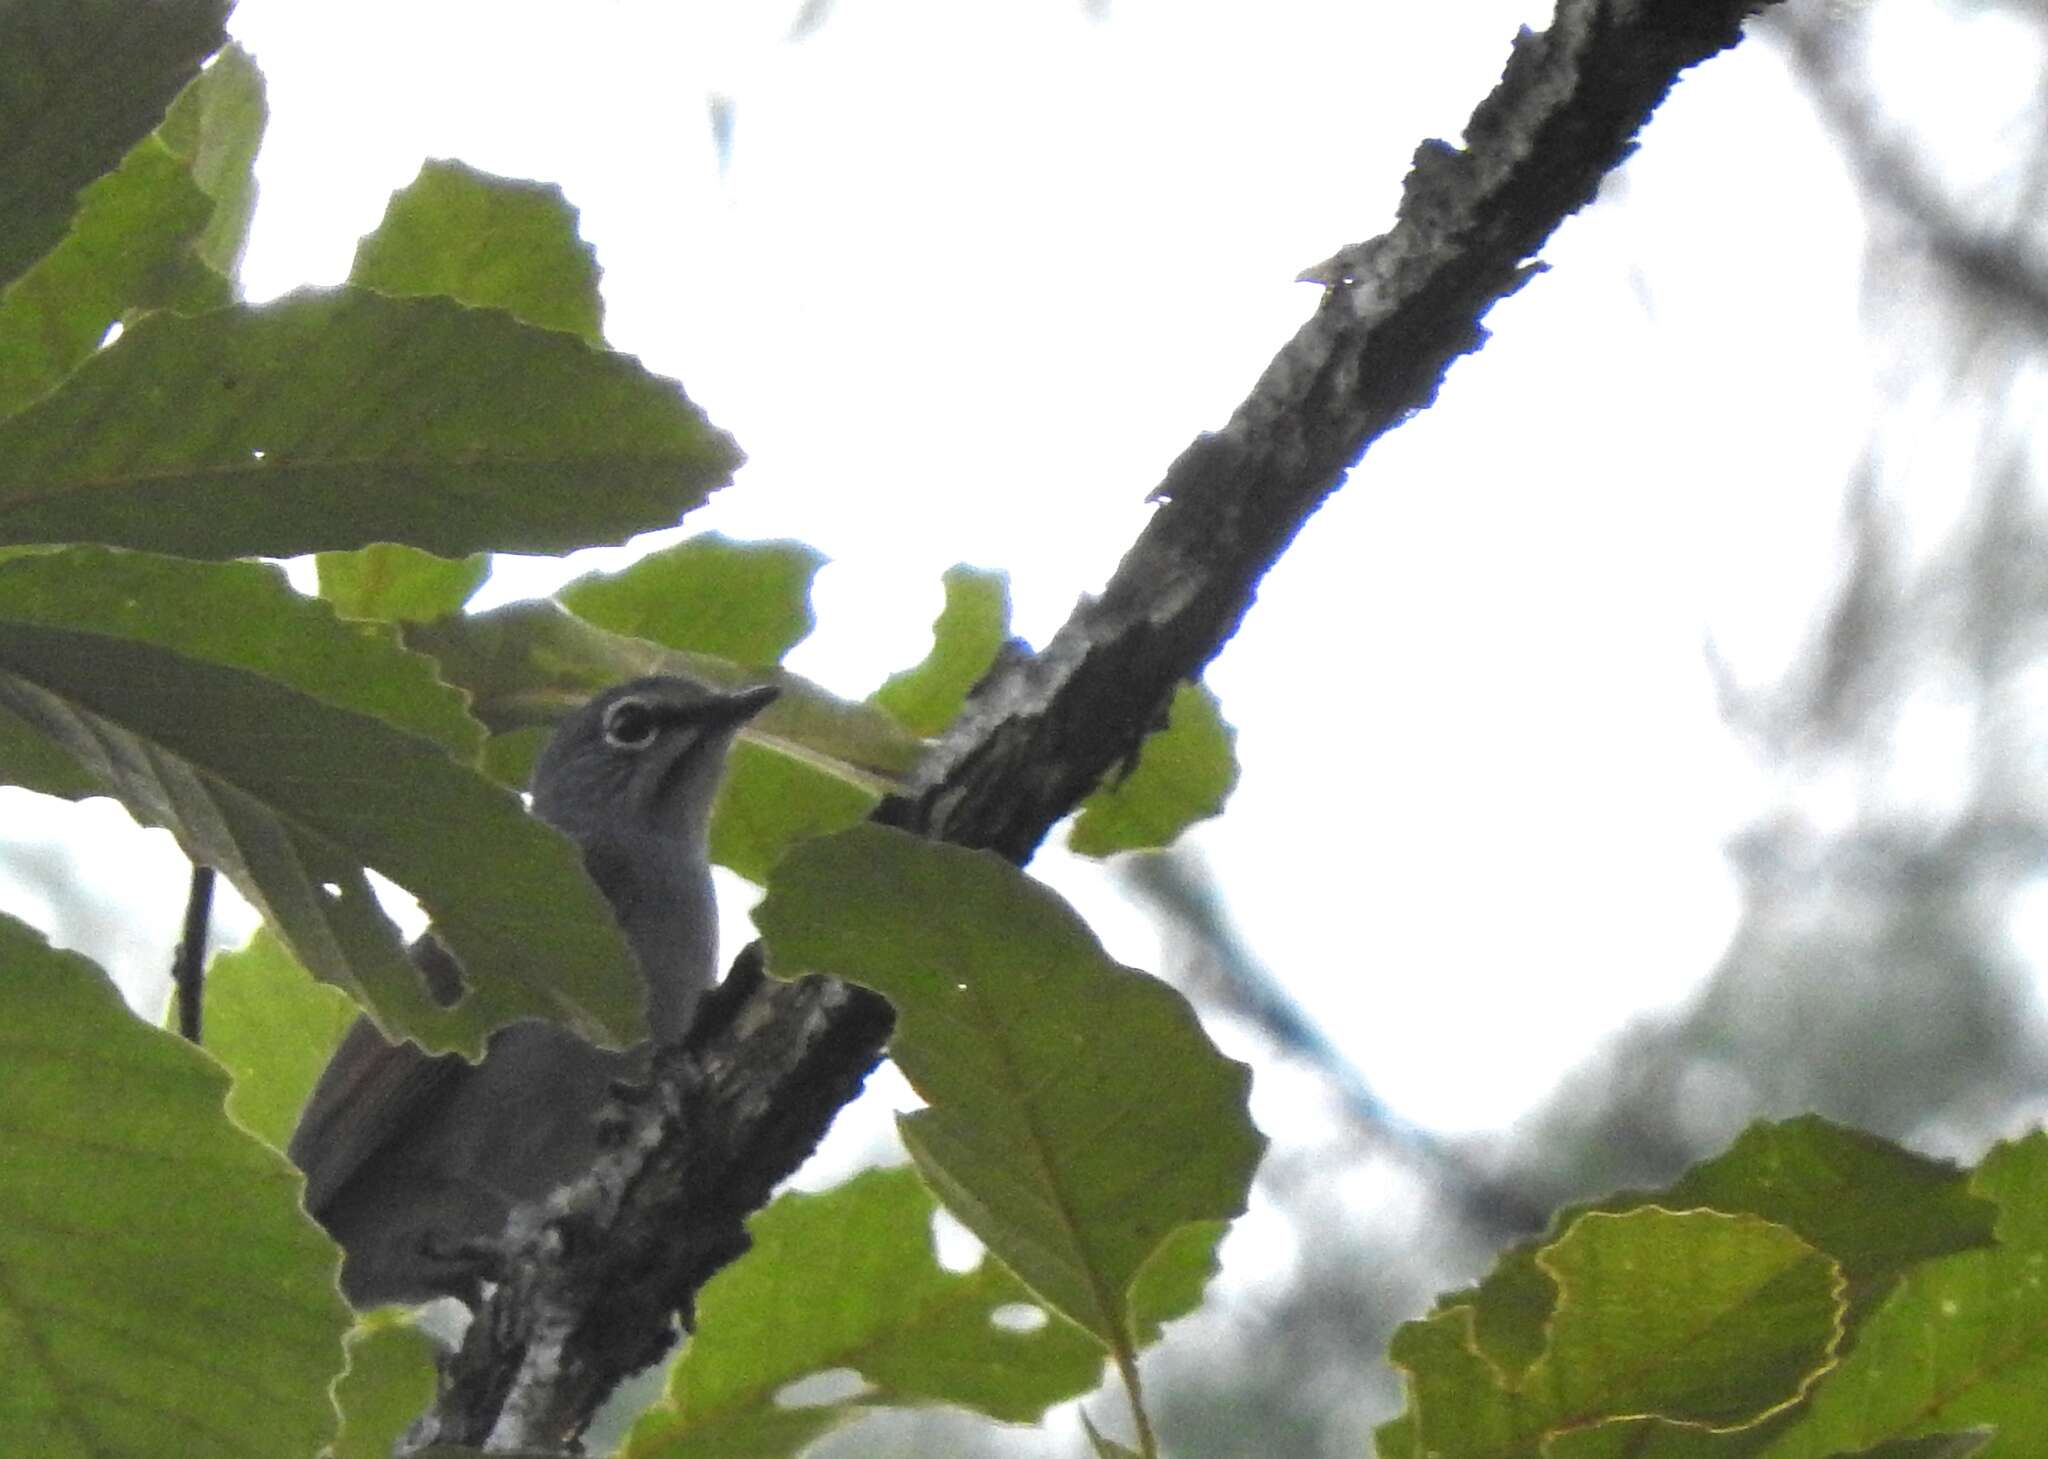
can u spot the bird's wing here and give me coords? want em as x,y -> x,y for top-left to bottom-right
287,1016 -> 470,1215
286,933 -> 471,1215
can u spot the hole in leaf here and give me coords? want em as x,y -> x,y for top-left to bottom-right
773,1368 -> 867,1409
320,883 -> 344,899
989,1303 -> 1046,1334
99,320 -> 124,348
931,1206 -> 984,1273
365,868 -> 428,939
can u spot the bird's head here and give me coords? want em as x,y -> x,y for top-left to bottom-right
529,675 -> 779,845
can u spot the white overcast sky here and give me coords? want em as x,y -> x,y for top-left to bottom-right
6,0 -> 1899,1135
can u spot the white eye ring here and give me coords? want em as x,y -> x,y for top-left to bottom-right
602,698 -> 662,750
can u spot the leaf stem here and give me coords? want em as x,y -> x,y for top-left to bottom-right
1114,1346 -> 1159,1459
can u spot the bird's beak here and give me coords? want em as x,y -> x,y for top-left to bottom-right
701,682 -> 780,732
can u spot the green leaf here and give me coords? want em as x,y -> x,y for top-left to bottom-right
407,600 -> 915,776
1820,1436 -> 1995,1459
1538,1415 -> 1756,1459
316,543 -> 489,623
871,565 -> 1009,736
0,548 -> 647,1054
154,42 -> 266,281
754,825 -> 1264,1353
1376,1413 -> 1417,1458
1068,680 -> 1239,856
625,1167 -> 1109,1457
0,0 -> 229,289
1126,1218 -> 1228,1345
712,739 -> 877,885
0,138 -> 219,416
1387,1210 -> 1842,1459
0,287 -> 740,558
0,696 -> 98,796
1544,1211 -> 1841,1424
186,926 -> 357,1150
0,42 -> 265,416
1453,1117 -> 1995,1381
560,534 -> 825,667
405,599 -> 911,880
0,42 -> 265,415
0,912 -> 350,1459
349,159 -> 605,346
1754,1135 -> 2048,1459
332,1315 -> 441,1459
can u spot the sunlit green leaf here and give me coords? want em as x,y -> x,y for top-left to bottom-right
1820,1435 -> 1995,1459
0,142 -> 217,414
712,739 -> 876,885
871,565 -> 1009,736
1387,1210 -> 1841,1459
1453,1117 -> 1995,1381
332,1314 -> 441,1459
1069,680 -> 1238,856
350,159 -> 604,346
625,1167 -> 1109,1456
186,926 -> 357,1150
0,912 -> 350,1459
1756,1136 -> 2048,1459
0,288 -> 739,558
317,544 -> 489,624
561,534 -> 825,667
755,825 -> 1263,1352
154,42 -> 265,280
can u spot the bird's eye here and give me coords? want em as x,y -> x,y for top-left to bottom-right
602,698 -> 662,750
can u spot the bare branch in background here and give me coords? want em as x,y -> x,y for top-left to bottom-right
1502,0 -> 2048,1214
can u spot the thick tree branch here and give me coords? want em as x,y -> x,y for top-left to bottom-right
410,0 -> 1782,1448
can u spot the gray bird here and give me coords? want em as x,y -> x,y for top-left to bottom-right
287,675 -> 777,1307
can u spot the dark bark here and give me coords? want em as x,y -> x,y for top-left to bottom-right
171,862 -> 214,1044
407,0 -> 1785,1448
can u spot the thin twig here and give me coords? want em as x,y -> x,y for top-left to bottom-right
171,863 -> 214,1044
